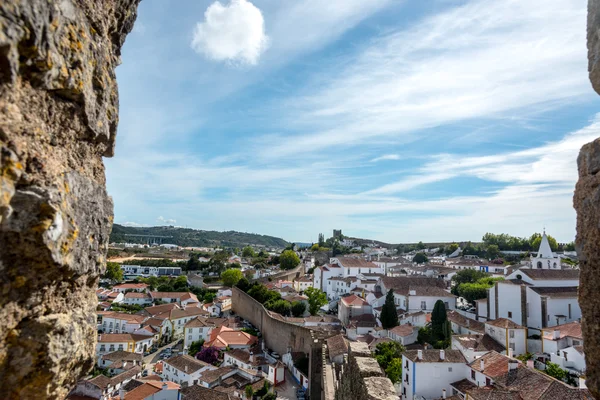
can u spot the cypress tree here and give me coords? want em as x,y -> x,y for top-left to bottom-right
381,289 -> 399,329
431,299 -> 448,342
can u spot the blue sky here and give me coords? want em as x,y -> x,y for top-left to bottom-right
106,0 -> 600,244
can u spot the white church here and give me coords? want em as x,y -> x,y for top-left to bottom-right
529,231 -> 561,269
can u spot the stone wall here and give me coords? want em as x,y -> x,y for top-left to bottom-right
576,1 -> 600,398
255,263 -> 304,284
231,287 -> 325,397
334,342 -> 398,400
0,1 -> 140,398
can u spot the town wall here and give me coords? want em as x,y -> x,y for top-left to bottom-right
334,342 -> 398,400
576,1 -> 600,396
256,263 -> 304,284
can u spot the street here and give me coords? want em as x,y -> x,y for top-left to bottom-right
142,340 -> 184,373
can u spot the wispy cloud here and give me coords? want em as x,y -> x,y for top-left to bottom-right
259,0 -> 589,158
157,216 -> 177,225
370,154 -> 401,162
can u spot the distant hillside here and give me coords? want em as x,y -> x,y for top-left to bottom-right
110,224 -> 289,248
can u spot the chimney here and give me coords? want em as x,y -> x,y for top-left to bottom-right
508,360 -> 518,372
184,365 -> 188,373
249,351 -> 254,362
553,330 -> 560,340
417,350 -> 423,360
162,382 -> 168,390
440,350 -> 445,360
527,360 -> 534,368
409,290 -> 416,296
508,348 -> 513,358
466,320 -> 470,328
119,388 -> 125,399
480,359 -> 485,371
442,388 -> 447,399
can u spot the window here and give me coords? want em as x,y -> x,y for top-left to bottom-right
448,367 -> 452,372
421,301 -> 426,310
486,377 -> 491,386
573,340 -> 581,346
508,312 -> 512,318
568,304 -> 572,319
118,344 -> 123,351
188,335 -> 192,341
109,345 -> 115,352
509,343 -> 515,351
100,345 -> 106,352
509,330 -> 515,338
405,373 -> 409,383
471,369 -> 476,379
405,360 -> 409,369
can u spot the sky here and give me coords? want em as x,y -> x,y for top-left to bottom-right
106,0 -> 600,244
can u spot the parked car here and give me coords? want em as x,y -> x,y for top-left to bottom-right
142,370 -> 148,377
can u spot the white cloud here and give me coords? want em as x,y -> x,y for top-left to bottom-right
191,0 -> 269,65
259,0 -> 590,158
121,221 -> 148,227
367,113 -> 600,195
157,216 -> 177,225
370,154 -> 401,162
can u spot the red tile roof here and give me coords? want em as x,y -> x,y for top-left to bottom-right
335,257 -> 378,269
542,321 -> 583,340
340,294 -> 368,307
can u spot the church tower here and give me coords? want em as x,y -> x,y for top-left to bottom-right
530,231 -> 561,269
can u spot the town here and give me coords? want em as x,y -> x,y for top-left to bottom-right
66,229 -> 592,400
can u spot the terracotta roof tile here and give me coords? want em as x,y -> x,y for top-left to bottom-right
542,321 -> 583,340
486,318 -> 524,329
404,349 -> 466,363
164,354 -> 211,374
326,334 -> 348,359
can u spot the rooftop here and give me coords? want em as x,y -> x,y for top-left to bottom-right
164,354 -> 211,374
452,334 -> 506,353
335,257 -> 378,269
340,294 -> 369,307
180,385 -> 232,400
519,269 -> 580,281
389,324 -> 415,337
486,318 -> 524,329
447,311 -> 485,333
529,286 -> 579,298
542,321 -> 583,340
403,349 -> 466,363
326,334 -> 348,359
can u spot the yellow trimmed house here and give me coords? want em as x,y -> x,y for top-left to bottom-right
96,333 -> 154,357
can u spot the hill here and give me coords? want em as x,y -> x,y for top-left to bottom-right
110,224 -> 289,249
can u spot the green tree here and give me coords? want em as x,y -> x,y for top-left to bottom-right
242,246 -> 256,258
291,301 -> 307,317
188,339 -> 205,356
385,358 -> 403,383
236,277 -> 251,292
173,275 -> 189,290
445,243 -> 459,255
104,262 -> 123,284
380,289 -> 399,329
203,292 -> 216,303
245,385 -> 254,400
221,268 -> 243,287
280,250 -> 301,270
412,253 -> 428,264
305,287 -> 327,315
457,283 -> 490,303
374,341 -> 405,370
416,241 -> 426,250
318,233 -> 325,247
431,300 -> 451,348
417,326 -> 431,345
262,393 -> 276,400
486,244 -> 500,259
545,362 -> 566,381
265,299 -> 292,316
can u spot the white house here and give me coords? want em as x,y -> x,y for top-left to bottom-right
98,312 -> 146,334
122,291 -> 153,306
451,334 -> 506,363
447,311 -> 485,335
222,348 -> 267,371
331,256 -> 384,277
183,317 -> 229,349
97,350 -> 143,370
112,283 -> 148,293
484,318 -> 527,356
388,325 -> 418,346
313,263 -> 342,293
294,275 -> 314,292
401,349 -> 467,400
149,291 -> 199,306
486,268 -> 580,331
161,354 -> 216,387
267,361 -> 286,386
377,276 -> 456,313
541,321 -> 585,374
338,294 -> 372,326
96,333 -> 154,356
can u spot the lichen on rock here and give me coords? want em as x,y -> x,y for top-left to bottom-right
0,0 -> 140,398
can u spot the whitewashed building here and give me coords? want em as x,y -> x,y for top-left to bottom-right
541,321 -> 585,374
377,276 -> 456,313
401,349 -> 467,400
484,318 -> 527,356
162,354 -> 216,387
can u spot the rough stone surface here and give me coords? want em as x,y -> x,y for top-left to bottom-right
0,0 -> 140,398
589,0 -> 600,95
335,341 -> 399,400
578,2 -> 600,398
